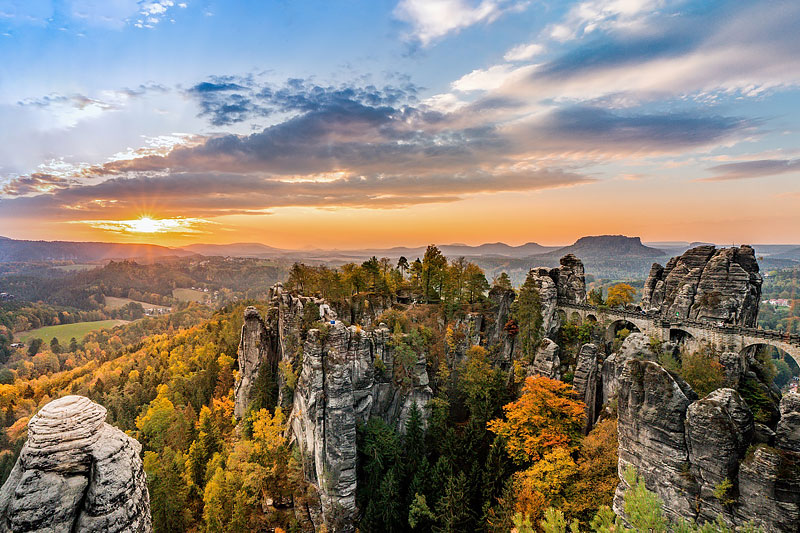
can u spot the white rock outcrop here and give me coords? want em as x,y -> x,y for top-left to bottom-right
0,395 -> 151,533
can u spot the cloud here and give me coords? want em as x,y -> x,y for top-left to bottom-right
16,84 -> 168,128
0,76 -> 758,223
504,43 -> 544,62
186,77 -> 419,127
439,1 -> 800,113
394,0 -> 527,46
1,173 -> 71,196
514,106 -> 754,155
546,0 -> 669,42
0,168 -> 594,220
701,159 -> 800,181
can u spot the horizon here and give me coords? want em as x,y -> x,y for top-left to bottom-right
1,1 -> 799,247
1,232 -> 797,251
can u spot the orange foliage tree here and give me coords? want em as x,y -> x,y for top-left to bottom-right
487,375 -> 585,465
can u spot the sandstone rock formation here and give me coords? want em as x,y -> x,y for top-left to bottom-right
615,359 -> 698,521
528,267 -> 560,336
640,245 -> 762,326
291,322 -> 431,531
600,333 -> 657,406
553,253 -> 587,304
0,395 -> 151,533
235,286 -> 432,532
573,343 -> 600,433
776,392 -> 800,452
530,338 -> 561,380
614,353 -> 800,531
234,306 -> 273,418
527,254 -> 587,337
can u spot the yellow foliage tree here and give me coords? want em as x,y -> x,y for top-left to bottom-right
606,283 -> 635,308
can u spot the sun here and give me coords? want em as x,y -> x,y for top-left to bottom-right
129,216 -> 162,233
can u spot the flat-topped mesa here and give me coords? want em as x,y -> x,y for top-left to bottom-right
641,245 -> 762,326
0,395 -> 152,533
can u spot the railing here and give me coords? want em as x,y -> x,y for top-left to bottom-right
556,299 -> 800,347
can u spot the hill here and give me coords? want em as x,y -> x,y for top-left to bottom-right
548,235 -> 665,259
0,237 -> 194,263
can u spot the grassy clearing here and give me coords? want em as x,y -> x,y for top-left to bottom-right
15,320 -> 129,344
52,264 -> 97,272
172,288 -> 207,302
104,296 -> 171,312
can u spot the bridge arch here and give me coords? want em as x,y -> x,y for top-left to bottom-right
586,314 -> 598,323
669,327 -> 694,344
570,311 -> 582,324
607,319 -> 641,342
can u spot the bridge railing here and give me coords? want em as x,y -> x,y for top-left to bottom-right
556,299 -> 800,347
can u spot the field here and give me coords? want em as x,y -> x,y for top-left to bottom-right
52,264 -> 97,272
15,320 -> 129,344
172,288 -> 207,302
104,296 -> 171,312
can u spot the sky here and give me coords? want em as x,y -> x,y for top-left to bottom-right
1,0 -> 799,248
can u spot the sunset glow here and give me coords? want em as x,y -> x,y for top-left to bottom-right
74,217 -> 214,237
0,1 -> 799,246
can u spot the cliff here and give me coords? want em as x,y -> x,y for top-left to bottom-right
613,352 -> 800,530
641,245 -> 762,326
234,284 -> 431,532
0,395 -> 152,533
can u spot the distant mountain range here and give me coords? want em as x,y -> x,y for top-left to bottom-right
2,236 -> 799,279
0,238 -> 195,263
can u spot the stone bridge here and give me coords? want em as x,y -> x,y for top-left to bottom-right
557,300 -> 800,365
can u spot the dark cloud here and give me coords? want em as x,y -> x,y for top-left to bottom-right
701,159 -> 800,181
515,106 -> 754,154
0,169 -> 593,219
0,173 -> 70,196
185,76 -> 420,127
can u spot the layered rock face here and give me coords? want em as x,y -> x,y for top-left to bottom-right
291,322 -> 431,531
235,285 -> 431,532
486,286 -> 516,362
530,338 -> 561,380
527,254 -> 587,336
553,254 -> 587,304
0,395 -> 151,533
234,306 -> 273,418
573,343 -> 600,434
614,355 -> 800,531
641,245 -> 762,326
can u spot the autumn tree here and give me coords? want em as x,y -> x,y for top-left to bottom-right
488,376 -> 585,465
606,283 -> 635,308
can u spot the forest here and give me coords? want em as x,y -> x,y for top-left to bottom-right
0,246 -> 790,532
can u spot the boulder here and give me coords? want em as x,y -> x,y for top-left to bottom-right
0,396 -> 151,533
